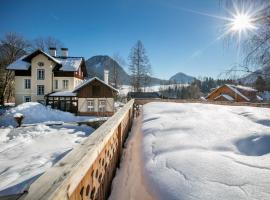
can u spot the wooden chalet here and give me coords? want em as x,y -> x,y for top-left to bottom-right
206,84 -> 262,102
46,77 -> 118,116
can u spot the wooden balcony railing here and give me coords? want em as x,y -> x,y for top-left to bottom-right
20,99 -> 134,200
134,98 -> 270,108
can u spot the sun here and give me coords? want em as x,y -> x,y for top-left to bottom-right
229,12 -> 256,33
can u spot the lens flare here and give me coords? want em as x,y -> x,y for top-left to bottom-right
230,13 -> 256,32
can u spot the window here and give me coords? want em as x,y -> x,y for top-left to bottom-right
98,100 -> 106,112
37,69 -> 45,80
38,62 -> 44,67
24,96 -> 31,102
24,79 -> 31,89
87,100 -> 95,112
93,86 -> 100,96
54,80 -> 58,89
37,85 -> 44,95
63,80 -> 69,89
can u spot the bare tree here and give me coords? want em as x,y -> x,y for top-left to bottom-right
0,32 -> 30,104
222,0 -> 270,78
31,36 -> 63,52
128,40 -> 152,92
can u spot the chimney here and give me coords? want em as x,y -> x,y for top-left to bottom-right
104,70 -> 109,84
61,48 -> 68,57
49,47 -> 56,57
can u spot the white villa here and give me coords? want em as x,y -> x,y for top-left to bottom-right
7,48 -> 118,116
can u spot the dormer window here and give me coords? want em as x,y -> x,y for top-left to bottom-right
38,62 -> 44,67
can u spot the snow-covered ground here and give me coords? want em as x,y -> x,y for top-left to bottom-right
119,84 -> 188,96
0,102 -> 96,196
141,103 -> 270,200
0,102 -> 98,127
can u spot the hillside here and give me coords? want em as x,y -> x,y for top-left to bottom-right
239,66 -> 270,85
85,55 -> 165,85
169,72 -> 195,83
85,55 -> 130,84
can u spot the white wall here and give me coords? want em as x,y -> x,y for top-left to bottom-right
78,98 -> 114,113
14,76 -> 32,105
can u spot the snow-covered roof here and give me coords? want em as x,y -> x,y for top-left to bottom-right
57,57 -> 82,71
225,84 -> 250,101
214,94 -> 234,101
7,49 -> 83,72
257,95 -> 263,101
48,91 -> 77,97
39,50 -> 61,64
228,84 -> 257,92
7,56 -> 30,70
73,77 -> 118,92
206,84 -> 255,102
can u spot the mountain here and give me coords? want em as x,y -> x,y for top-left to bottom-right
239,66 -> 270,85
85,55 -> 130,84
85,55 -> 165,85
169,72 -> 195,84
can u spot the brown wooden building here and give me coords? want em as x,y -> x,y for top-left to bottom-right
206,84 -> 261,102
46,77 -> 118,116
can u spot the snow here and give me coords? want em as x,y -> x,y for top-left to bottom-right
257,95 -> 263,101
0,102 -> 98,196
141,102 -> 270,200
40,50 -> 61,64
57,57 -> 82,71
225,84 -> 250,101
214,94 -> 234,101
48,91 -> 77,97
0,102 -> 96,127
109,117 -> 156,200
0,124 -> 94,196
233,85 -> 257,92
6,56 -> 30,70
119,84 -> 189,96
13,113 -> 23,118
6,50 -> 82,72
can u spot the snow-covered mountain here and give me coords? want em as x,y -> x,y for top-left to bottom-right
169,72 -> 195,83
239,66 -> 270,85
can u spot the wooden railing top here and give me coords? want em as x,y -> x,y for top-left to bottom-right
134,98 -> 270,108
20,99 -> 134,200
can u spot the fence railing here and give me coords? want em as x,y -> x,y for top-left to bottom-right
134,98 -> 270,108
20,99 -> 134,200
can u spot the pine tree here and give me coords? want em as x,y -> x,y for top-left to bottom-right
255,76 -> 266,92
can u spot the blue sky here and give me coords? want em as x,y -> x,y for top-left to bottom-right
1,0 -> 242,79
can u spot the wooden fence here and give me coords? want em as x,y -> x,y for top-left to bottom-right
20,99 -> 134,200
134,98 -> 270,108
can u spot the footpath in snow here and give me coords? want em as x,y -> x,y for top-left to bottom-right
109,116 -> 156,200
0,102 -> 96,196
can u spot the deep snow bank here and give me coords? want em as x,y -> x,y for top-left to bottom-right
0,102 -> 98,196
0,102 -> 95,127
142,102 -> 270,200
0,124 -> 94,196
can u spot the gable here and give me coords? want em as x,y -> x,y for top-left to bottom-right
76,79 -> 116,98
207,85 -> 249,102
23,49 -> 60,64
